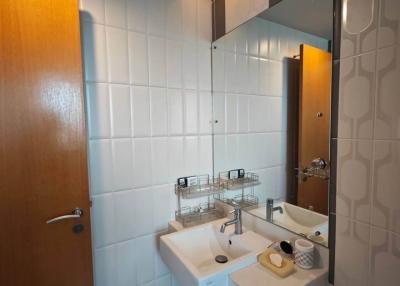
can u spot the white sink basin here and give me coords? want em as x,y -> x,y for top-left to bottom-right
160,218 -> 270,286
249,202 -> 328,246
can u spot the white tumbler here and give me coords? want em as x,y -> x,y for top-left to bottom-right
294,239 -> 314,269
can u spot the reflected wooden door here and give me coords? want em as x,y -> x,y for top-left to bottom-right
0,1 -> 93,285
298,44 -> 332,215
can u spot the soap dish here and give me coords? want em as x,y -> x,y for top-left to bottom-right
258,249 -> 295,278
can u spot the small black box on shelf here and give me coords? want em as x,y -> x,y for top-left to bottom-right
177,176 -> 198,187
228,169 -> 239,179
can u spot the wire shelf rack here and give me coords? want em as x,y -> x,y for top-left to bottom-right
175,174 -> 225,199
219,194 -> 259,209
218,171 -> 261,190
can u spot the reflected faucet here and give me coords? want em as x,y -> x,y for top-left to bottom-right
266,198 -> 283,222
220,201 -> 243,235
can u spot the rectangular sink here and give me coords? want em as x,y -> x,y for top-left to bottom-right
160,218 -> 270,286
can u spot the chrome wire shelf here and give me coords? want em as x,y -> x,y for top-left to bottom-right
175,174 -> 224,199
218,171 -> 261,190
219,194 -> 259,209
175,202 -> 224,228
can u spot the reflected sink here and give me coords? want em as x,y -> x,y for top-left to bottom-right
160,218 -> 270,286
249,202 -> 329,246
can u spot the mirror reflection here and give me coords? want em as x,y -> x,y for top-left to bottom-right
212,0 -> 333,247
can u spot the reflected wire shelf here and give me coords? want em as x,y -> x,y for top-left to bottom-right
219,194 -> 259,209
218,171 -> 261,190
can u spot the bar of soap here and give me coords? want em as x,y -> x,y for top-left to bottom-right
270,253 -> 283,268
258,249 -> 295,278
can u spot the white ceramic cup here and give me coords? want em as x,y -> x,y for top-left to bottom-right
294,239 -> 314,269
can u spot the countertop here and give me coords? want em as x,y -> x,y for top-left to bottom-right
230,262 -> 328,286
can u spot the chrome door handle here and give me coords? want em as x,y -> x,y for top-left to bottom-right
46,208 -> 83,224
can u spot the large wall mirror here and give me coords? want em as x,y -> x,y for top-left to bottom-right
212,0 -> 334,247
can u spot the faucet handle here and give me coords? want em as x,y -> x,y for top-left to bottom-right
229,208 -> 240,214
230,200 -> 241,210
267,198 -> 284,204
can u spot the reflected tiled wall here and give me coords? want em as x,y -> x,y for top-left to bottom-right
335,0 -> 400,285
212,17 -> 328,203
224,0 -> 269,33
80,0 -> 213,285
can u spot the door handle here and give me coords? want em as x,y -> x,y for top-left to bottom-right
46,208 -> 83,224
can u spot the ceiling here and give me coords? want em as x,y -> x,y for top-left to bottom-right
258,0 -> 333,40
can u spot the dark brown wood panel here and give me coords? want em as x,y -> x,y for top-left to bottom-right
286,58 -> 300,205
212,0 -> 226,41
0,1 -> 93,285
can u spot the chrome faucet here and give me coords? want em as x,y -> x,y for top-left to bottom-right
266,198 -> 283,222
220,201 -> 243,235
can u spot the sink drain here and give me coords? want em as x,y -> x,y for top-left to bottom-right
215,255 -> 228,264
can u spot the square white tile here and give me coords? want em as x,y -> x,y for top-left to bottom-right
212,49 -> 225,92
168,137 -> 184,181
89,140 -> 114,194
152,185 -> 172,232
151,138 -> 169,185
226,94 -> 237,133
129,32 -> 149,85
82,22 -> 108,82
94,246 -> 115,286
114,239 -> 137,286
198,91 -> 212,134
198,135 -> 213,175
213,92 -> 226,134
133,138 -> 152,187
166,0 -> 183,40
112,139 -> 134,191
182,43 -> 197,90
148,36 -> 166,86
135,235 -> 156,284
110,84 -> 131,137
106,27 -> 129,83
150,87 -> 168,136
237,95 -> 249,133
86,83 -> 111,138
167,89 -> 183,135
127,0 -> 147,32
197,46 -> 211,91
184,136 -> 199,176
131,86 -> 151,137
146,0 -> 166,36
134,187 -> 155,236
166,40 -> 183,89
184,90 -> 198,135
105,0 -> 126,28
113,190 -> 137,241
92,194 -> 115,247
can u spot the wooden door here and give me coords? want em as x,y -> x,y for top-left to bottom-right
298,44 -> 332,215
0,1 -> 94,285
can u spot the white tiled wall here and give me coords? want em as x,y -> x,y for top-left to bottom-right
335,0 -> 400,285
80,0 -> 212,285
212,17 -> 328,203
